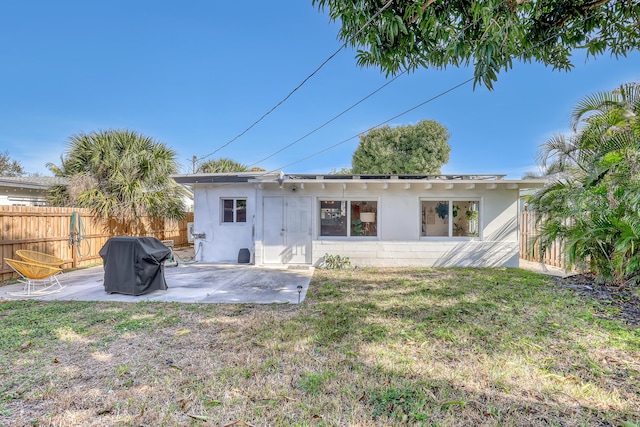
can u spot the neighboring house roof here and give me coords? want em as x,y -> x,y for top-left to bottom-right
171,172 -> 546,189
0,176 -> 68,190
0,176 -> 68,206
177,183 -> 193,197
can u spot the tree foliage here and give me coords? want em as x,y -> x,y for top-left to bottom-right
0,151 -> 26,177
197,158 -> 250,173
352,119 -> 450,174
529,82 -> 640,285
313,0 -> 640,89
47,130 -> 186,230
521,160 -> 566,179
330,167 -> 354,174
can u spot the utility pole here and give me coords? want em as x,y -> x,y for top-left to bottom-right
192,155 -> 197,174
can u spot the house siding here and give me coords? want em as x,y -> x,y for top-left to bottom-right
193,184 -> 257,263
312,241 -> 518,267
191,179 -> 521,268
0,188 -> 48,206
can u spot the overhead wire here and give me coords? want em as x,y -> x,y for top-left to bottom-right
195,0 -> 395,166
247,0 -> 501,169
246,70 -> 407,168
261,4 -> 600,174
270,78 -> 475,172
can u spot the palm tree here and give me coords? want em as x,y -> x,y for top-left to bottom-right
521,162 -> 565,179
529,82 -> 640,285
196,158 -> 250,173
47,130 -> 186,231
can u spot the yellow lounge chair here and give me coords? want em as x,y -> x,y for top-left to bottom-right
4,258 -> 65,297
15,250 -> 65,268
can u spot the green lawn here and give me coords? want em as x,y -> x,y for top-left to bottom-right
1,268 -> 639,426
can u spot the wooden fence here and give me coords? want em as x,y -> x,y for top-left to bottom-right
2,206 -> 567,280
519,209 -> 566,269
1,206 -> 193,281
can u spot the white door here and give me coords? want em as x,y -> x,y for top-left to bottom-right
263,197 -> 285,264
263,196 -> 311,264
286,196 -> 312,264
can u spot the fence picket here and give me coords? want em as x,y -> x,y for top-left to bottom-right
1,206 -> 193,281
519,210 -> 566,269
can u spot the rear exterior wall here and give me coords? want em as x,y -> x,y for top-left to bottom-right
308,184 -> 518,267
192,183 -> 520,267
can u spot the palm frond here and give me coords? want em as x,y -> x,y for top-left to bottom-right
51,129 -> 185,223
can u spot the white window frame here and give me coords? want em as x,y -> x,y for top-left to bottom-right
318,198 -> 379,239
221,198 -> 247,224
419,198 -> 482,240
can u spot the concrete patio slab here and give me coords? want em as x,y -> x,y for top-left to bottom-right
1,263 -> 314,304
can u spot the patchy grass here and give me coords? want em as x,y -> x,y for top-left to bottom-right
1,268 -> 639,426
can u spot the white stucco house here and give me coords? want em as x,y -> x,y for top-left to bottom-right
172,172 -> 545,268
0,176 -> 67,206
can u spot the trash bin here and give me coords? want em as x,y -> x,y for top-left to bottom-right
238,248 -> 250,264
99,236 -> 172,295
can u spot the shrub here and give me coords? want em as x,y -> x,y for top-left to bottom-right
323,254 -> 351,269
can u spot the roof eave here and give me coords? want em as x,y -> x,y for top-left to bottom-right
171,172 -> 548,188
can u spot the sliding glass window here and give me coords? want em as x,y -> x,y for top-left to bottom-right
421,200 -> 479,237
320,200 -> 378,237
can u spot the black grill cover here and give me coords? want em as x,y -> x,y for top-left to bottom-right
99,236 -> 172,295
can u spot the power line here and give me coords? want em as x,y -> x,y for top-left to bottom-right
246,0 -> 500,169
247,70 -> 407,168
195,0 -> 395,167
261,7 -> 600,175
269,77 -> 475,173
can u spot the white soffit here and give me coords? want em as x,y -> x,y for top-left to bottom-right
270,180 -> 542,191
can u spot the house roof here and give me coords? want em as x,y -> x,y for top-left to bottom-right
171,172 -> 546,189
0,176 -> 68,190
171,172 -> 268,184
286,173 -> 508,180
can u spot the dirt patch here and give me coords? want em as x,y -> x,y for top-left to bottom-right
553,274 -> 640,325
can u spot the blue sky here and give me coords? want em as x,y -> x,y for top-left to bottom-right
1,1 -> 639,179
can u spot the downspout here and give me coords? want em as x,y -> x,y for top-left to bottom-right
252,184 -> 258,264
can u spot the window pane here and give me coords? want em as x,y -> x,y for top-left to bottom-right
422,200 -> 480,237
454,200 -> 479,237
320,200 -> 347,236
236,199 -> 247,222
351,201 -> 377,236
222,199 -> 234,223
422,201 -> 449,236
